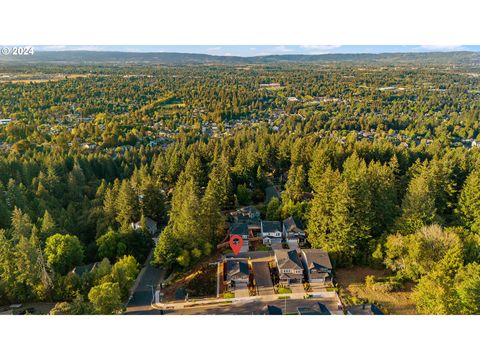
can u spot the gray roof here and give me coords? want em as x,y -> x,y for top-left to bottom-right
229,223 -> 249,236
297,302 -> 331,315
275,249 -> 303,271
262,220 -> 282,233
347,304 -> 384,315
71,262 -> 98,277
301,249 -> 333,271
283,216 -> 304,232
226,260 -> 249,280
267,305 -> 283,315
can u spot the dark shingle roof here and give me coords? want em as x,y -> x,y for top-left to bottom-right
283,216 -> 304,232
267,305 -> 283,315
302,249 -> 333,271
348,304 -> 384,315
71,262 -> 98,277
229,223 -> 249,236
275,249 -> 303,270
262,220 -> 282,233
226,260 -> 249,280
297,302 -> 331,315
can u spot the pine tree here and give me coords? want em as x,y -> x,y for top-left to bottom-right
10,207 -> 33,243
16,226 -> 51,300
458,171 -> 480,233
0,229 -> 17,300
40,210 -> 57,243
396,172 -> 438,234
282,164 -> 306,204
307,167 -> 355,265
201,177 -> 225,245
342,153 -> 374,261
102,185 -> 118,231
116,180 -> 140,231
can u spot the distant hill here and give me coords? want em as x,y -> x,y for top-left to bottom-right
1,50 -> 480,65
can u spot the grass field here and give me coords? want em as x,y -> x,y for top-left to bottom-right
336,266 -> 417,315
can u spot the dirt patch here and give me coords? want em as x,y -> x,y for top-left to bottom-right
336,266 -> 416,315
163,256 -> 219,301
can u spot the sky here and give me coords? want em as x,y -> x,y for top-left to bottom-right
34,45 -> 480,57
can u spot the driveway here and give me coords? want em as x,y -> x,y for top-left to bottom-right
234,286 -> 250,298
271,243 -> 283,250
290,283 -> 305,294
251,261 -> 274,296
287,241 -> 299,250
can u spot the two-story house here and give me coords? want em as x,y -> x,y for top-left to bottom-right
300,249 -> 333,284
229,222 -> 249,252
261,220 -> 283,246
230,206 -> 261,231
274,249 -> 304,285
225,259 -> 250,290
282,216 -> 306,246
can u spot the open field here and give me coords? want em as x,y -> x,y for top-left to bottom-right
336,267 -> 416,315
0,73 -> 90,83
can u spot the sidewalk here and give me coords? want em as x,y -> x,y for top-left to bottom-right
152,289 -> 339,310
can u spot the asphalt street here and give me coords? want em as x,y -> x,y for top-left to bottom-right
163,297 -> 342,315
125,258 -> 165,314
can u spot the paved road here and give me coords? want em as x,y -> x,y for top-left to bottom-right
125,256 -> 165,314
164,297 -> 342,315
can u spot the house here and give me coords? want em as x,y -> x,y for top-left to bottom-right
71,262 -> 99,277
229,222 -> 249,252
297,302 -> 331,315
225,260 -> 250,290
274,249 -> 304,285
301,249 -> 333,284
0,119 -> 12,125
266,305 -> 283,315
347,304 -> 384,315
229,222 -> 249,240
283,216 -> 306,245
265,186 -> 281,204
261,221 -> 283,245
230,206 -> 261,229
131,217 -> 158,235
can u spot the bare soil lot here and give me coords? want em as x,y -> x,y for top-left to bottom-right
336,266 -> 416,315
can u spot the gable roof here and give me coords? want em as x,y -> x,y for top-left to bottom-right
71,262 -> 98,277
301,249 -> 332,271
267,305 -> 283,315
283,216 -> 305,232
274,249 -> 303,271
226,260 -> 249,280
262,220 -> 282,233
229,222 -> 249,236
297,302 -> 331,315
347,303 -> 384,315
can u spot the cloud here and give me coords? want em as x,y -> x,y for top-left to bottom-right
299,45 -> 342,54
416,45 -> 465,52
273,45 -> 294,53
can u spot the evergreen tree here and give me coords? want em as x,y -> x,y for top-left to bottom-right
10,207 -> 33,243
458,171 -> 480,233
40,210 -> 57,243
116,180 -> 140,231
282,164 -> 306,204
413,245 -> 463,315
396,172 -> 439,234
307,167 -> 355,265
